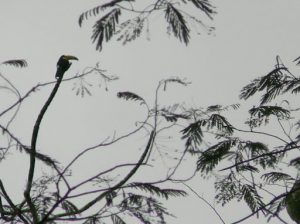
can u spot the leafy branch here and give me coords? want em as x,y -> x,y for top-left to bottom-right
79,0 -> 215,50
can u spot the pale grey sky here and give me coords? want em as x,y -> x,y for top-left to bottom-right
0,1 -> 299,223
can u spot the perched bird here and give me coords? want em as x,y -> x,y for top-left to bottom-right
55,55 -> 78,79
286,179 -> 300,224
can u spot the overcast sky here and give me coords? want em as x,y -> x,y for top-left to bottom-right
0,1 -> 300,223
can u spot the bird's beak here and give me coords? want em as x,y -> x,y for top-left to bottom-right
63,55 -> 79,61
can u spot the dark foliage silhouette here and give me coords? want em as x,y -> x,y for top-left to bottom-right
178,56 -> 300,223
0,57 -> 195,223
79,0 -> 215,50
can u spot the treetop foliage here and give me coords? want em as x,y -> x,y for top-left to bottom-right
176,56 -> 300,223
2,1 -> 300,223
79,0 -> 215,50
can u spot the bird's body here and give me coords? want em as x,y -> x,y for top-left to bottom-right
55,55 -> 78,79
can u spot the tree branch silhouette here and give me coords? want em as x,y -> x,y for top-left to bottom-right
41,130 -> 156,222
0,180 -> 29,223
24,57 -> 77,223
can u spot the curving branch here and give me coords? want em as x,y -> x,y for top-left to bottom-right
23,56 -> 77,223
182,183 -> 226,224
42,130 -> 156,222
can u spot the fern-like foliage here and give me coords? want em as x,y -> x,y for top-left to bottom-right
181,120 -> 204,148
215,175 -> 264,213
257,153 -> 279,169
128,182 -> 187,199
79,0 -> 130,26
1,59 -> 28,68
241,184 -> 264,212
236,141 -> 280,170
160,108 -> 190,122
240,57 -> 300,104
116,17 -> 145,45
165,3 -> 190,45
246,105 -> 291,129
197,139 -> 236,173
240,66 -> 290,104
117,91 -> 145,105
215,174 -> 242,206
111,215 -> 127,224
181,110 -> 234,150
235,164 -> 259,173
249,105 -> 290,121
79,5 -> 104,27
161,113 -> 189,122
206,104 -> 240,113
243,141 -> 268,157
284,79 -> 300,94
207,114 -> 234,135
206,104 -> 222,112
79,1 -> 215,50
182,0 -> 216,19
261,172 -> 293,184
185,56 -> 300,221
91,8 -> 121,51
120,194 -> 171,224
239,56 -> 300,105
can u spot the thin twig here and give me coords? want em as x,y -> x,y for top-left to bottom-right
42,130 -> 156,222
182,182 -> 226,224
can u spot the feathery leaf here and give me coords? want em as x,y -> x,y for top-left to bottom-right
117,91 -> 145,105
197,139 -> 236,173
91,8 -> 121,51
241,184 -> 264,212
181,120 -> 204,148
2,59 -> 28,68
243,141 -> 269,158
249,105 -> 290,120
236,164 -> 259,173
261,172 -> 293,184
215,174 -> 241,206
161,113 -> 189,122
240,66 -> 289,104
165,3 -> 190,44
116,17 -> 145,45
79,0 -> 130,27
121,194 -> 171,224
187,0 -> 216,19
128,182 -> 187,199
207,114 -> 234,135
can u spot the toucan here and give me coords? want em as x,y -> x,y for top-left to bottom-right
55,55 -> 78,79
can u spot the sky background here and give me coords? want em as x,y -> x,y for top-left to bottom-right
0,0 -> 300,223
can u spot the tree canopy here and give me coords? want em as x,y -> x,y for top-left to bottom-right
79,0 -> 215,50
0,1 -> 299,224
